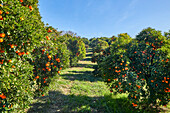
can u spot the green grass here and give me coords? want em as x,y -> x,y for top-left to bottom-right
27,48 -> 170,113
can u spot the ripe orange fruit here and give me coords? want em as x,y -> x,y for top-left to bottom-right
42,49 -> 45,52
26,52 -> 30,55
0,33 -> 5,38
137,85 -> 141,89
0,38 -> 3,42
35,76 -> 39,79
46,36 -> 50,40
29,6 -> 32,10
21,52 -> 25,55
0,15 -> 3,20
56,58 -> 60,62
46,63 -> 49,67
125,67 -> 128,70
48,55 -> 52,59
0,10 -> 3,14
48,68 -> 51,71
10,44 -> 14,48
8,60 -> 12,63
18,52 -> 22,56
6,11 -> 9,14
0,94 -> 6,99
20,17 -> 24,21
48,29 -> 52,33
46,67 -> 49,69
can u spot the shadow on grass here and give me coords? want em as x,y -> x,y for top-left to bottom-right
28,91 -> 143,113
74,63 -> 95,68
86,54 -> 93,57
61,72 -> 103,82
82,57 -> 91,61
68,71 -> 92,74
86,49 -> 93,53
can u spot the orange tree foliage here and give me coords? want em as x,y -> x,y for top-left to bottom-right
90,37 -> 111,77
96,28 -> 169,110
0,0 -> 44,111
66,34 -> 86,67
0,0 -> 86,112
91,38 -> 110,63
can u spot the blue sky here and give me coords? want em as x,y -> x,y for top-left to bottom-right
38,0 -> 170,39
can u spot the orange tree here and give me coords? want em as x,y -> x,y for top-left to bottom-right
66,35 -> 86,66
30,26 -> 62,97
44,26 -> 70,69
163,30 -> 170,58
55,43 -> 70,69
0,0 -> 87,111
81,37 -> 89,49
0,0 -> 64,112
77,38 -> 86,60
30,46 -> 61,97
0,0 -> 43,111
92,47 -> 111,77
90,37 -> 113,77
91,38 -> 110,63
100,28 -> 169,111
97,33 -> 132,78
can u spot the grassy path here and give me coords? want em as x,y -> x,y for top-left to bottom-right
27,48 -> 169,113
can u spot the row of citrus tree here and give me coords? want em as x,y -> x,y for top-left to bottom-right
0,0 -> 86,112
91,28 -> 169,111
